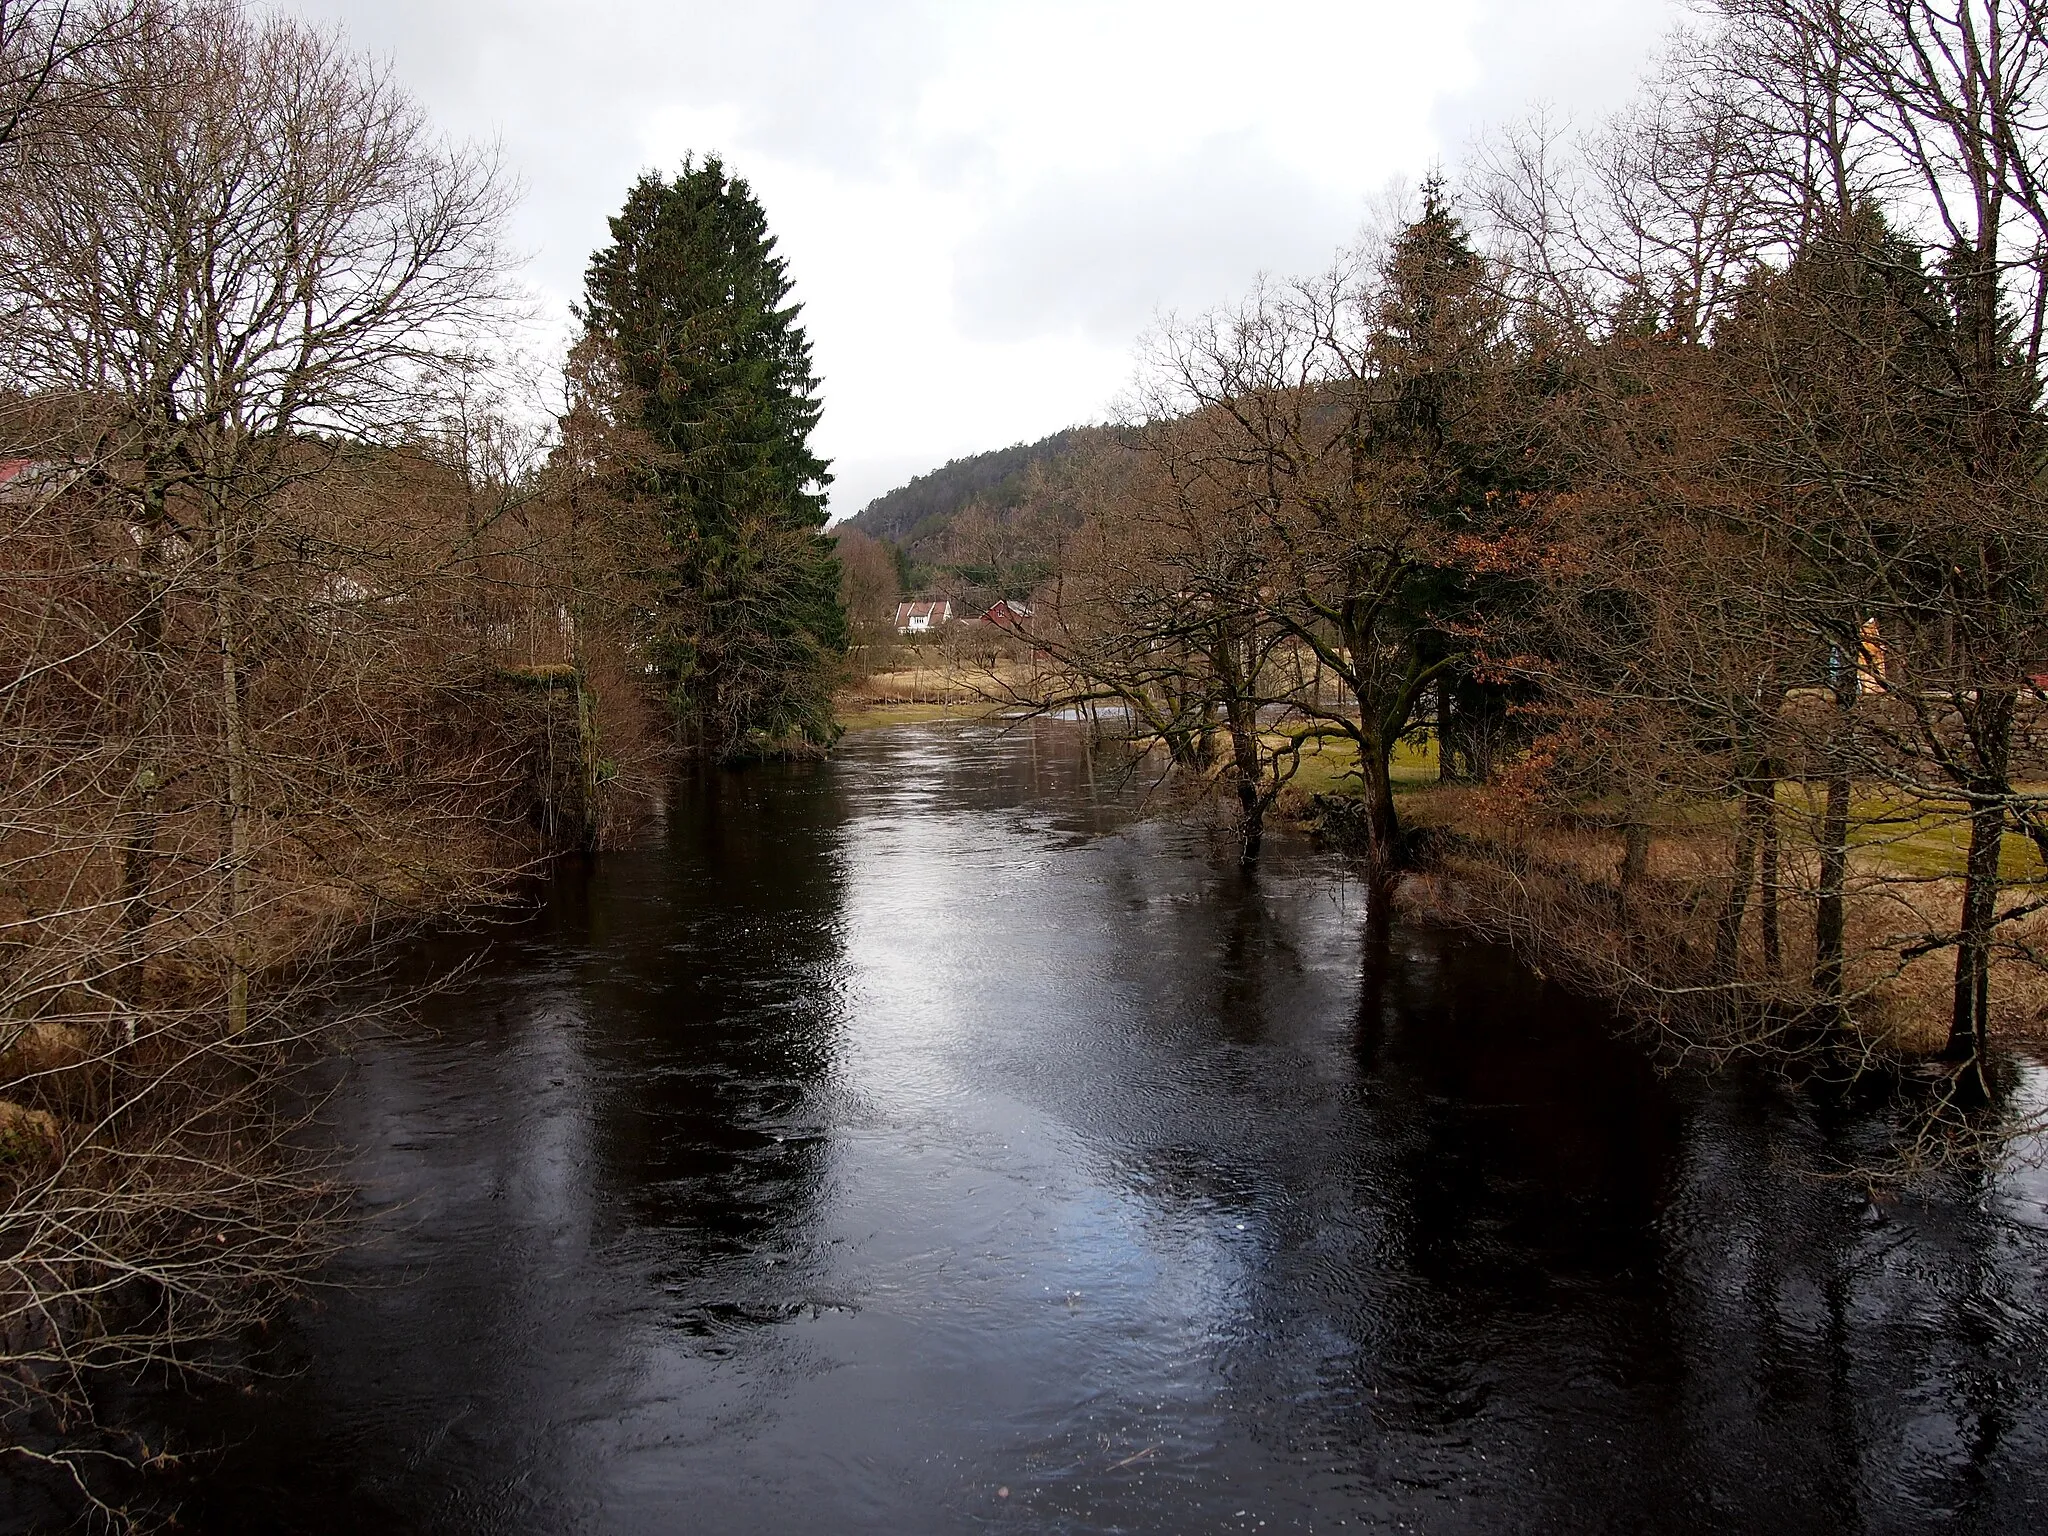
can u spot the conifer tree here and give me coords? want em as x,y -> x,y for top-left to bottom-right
1376,178 -> 1535,784
581,156 -> 845,756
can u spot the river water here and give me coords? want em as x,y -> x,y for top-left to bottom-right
152,723 -> 2047,1531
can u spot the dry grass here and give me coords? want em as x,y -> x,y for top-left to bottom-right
840,656 -> 1038,708
1255,721 -> 2048,1060
835,700 -> 998,731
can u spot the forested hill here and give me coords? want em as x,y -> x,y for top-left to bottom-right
841,428 -> 1090,549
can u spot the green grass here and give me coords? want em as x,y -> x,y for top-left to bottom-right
1288,749 -> 2044,882
1828,789 -> 2044,881
1609,780 -> 2048,882
1391,734 -> 1440,786
1277,731 -> 1440,799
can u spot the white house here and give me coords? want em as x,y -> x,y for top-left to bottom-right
894,598 -> 953,634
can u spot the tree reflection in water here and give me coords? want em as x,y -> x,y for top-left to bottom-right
117,723 -> 2048,1535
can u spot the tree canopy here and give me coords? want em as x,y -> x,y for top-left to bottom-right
581,156 -> 844,755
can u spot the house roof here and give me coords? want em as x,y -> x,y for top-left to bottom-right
0,459 -> 57,506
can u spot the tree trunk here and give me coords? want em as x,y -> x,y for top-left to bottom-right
1813,659 -> 1858,1004
1714,783 -> 1765,981
114,538 -> 168,1031
1193,698 -> 1219,769
213,510 -> 251,1036
1946,686 -> 2016,1092
1759,781 -> 1782,977
576,671 -> 600,849
1949,792 -> 2004,1088
1814,767 -> 1851,1002
1225,695 -> 1264,864
1619,809 -> 1651,926
1355,723 -> 1401,891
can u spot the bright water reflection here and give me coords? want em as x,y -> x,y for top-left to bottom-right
142,724 -> 2048,1531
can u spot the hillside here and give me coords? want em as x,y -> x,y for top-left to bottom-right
841,428 -> 1091,552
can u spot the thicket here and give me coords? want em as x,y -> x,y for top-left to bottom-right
1025,0 -> 2048,1106
0,0 -> 766,1511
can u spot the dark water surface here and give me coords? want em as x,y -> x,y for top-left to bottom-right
160,724 -> 2048,1531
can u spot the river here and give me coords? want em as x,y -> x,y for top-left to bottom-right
145,722 -> 2048,1531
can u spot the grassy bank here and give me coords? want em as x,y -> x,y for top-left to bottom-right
1277,732 -> 1438,799
1285,738 -> 2048,1062
834,658 -> 1034,731
836,700 -> 997,731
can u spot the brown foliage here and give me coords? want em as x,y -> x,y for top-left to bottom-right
0,3 -> 666,1504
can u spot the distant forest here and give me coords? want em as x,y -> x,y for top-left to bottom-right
841,428 -> 1092,571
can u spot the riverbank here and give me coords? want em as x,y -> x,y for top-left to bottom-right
833,658 -> 1025,731
0,662 -> 661,1510
78,720 -> 2048,1535
833,696 -> 2048,1078
837,700 -> 995,731
1274,737 -> 2048,1063
826,711 -> 2040,1064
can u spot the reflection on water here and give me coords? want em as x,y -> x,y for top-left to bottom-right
131,725 -> 2048,1531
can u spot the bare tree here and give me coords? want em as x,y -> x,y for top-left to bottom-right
0,0 -> 513,1030
1033,420 -> 1308,861
0,0 -> 151,157
832,525 -> 901,679
1699,0 -> 2048,1082
0,4 -> 601,1507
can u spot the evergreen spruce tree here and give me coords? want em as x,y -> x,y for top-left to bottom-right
1375,178 -> 1535,783
581,156 -> 845,756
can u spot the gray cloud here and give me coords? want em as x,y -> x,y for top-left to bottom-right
1436,0 -> 1680,150
285,1 -> 955,299
270,0 -> 1689,510
952,133 -> 1358,346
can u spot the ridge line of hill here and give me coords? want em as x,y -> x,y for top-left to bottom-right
838,427 -> 1089,550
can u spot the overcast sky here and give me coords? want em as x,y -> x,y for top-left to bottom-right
281,0 -> 1680,517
